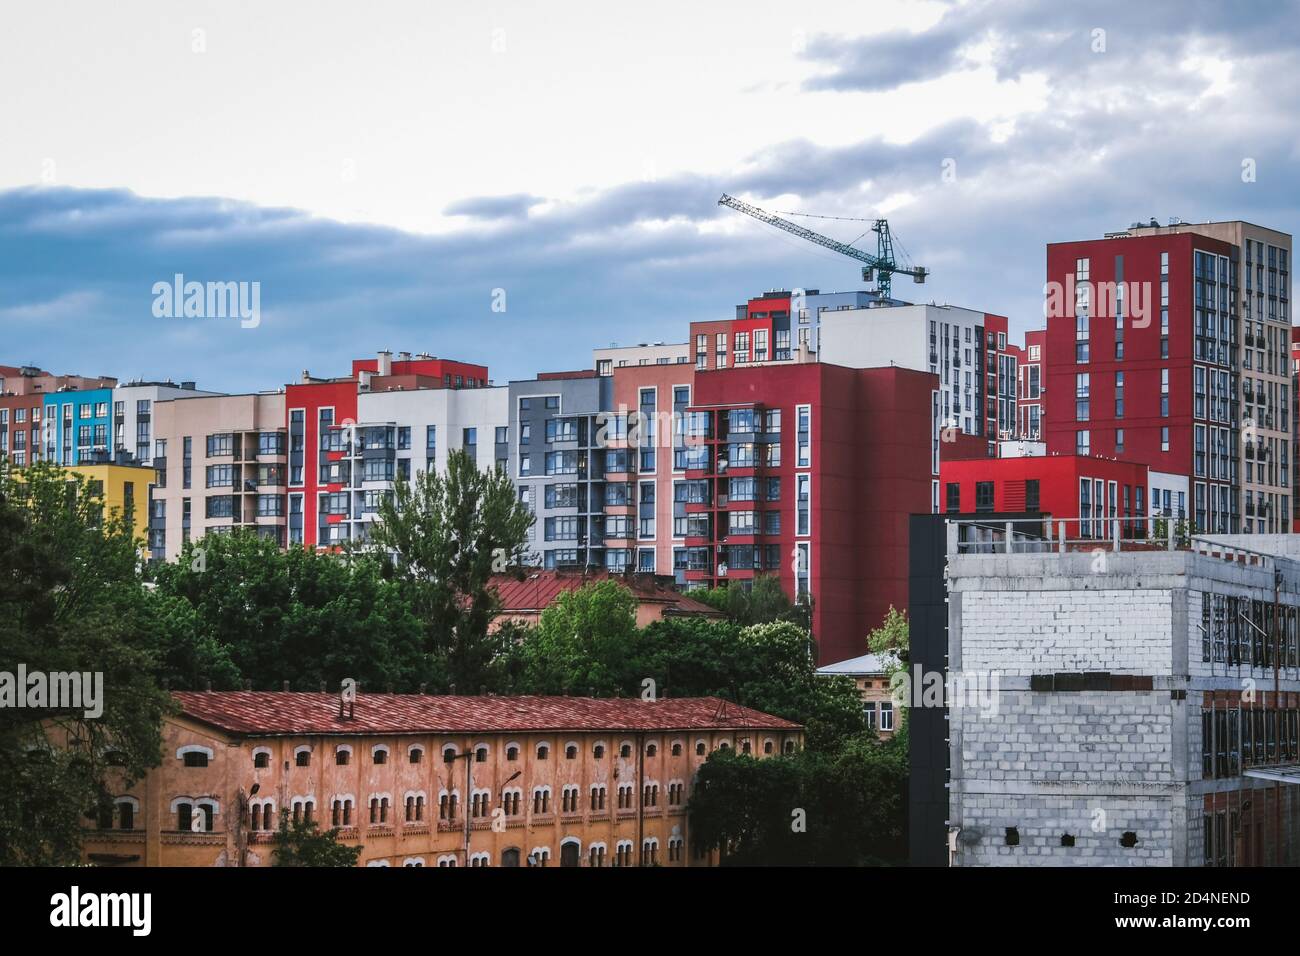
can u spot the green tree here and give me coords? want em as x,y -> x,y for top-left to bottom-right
0,462 -> 171,865
505,579 -> 640,694
867,606 -> 907,677
866,606 -> 908,727
271,810 -> 363,867
695,575 -> 807,627
686,748 -> 803,864
688,729 -> 908,866
369,450 -> 534,691
631,618 -> 865,751
151,531 -> 432,692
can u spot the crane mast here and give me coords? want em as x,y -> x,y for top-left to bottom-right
718,193 -> 927,299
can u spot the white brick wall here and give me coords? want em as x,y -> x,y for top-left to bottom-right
959,589 -> 1173,675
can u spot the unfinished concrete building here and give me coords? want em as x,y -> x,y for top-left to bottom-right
945,524 -> 1300,866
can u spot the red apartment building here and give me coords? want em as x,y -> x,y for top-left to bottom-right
941,453 -> 1149,537
1045,231 -> 1231,532
1047,221 -> 1293,535
682,361 -> 934,665
690,290 -> 797,372
286,352 -> 491,548
607,361 -> 696,576
1011,329 -> 1046,440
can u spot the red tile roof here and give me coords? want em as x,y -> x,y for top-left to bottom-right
490,570 -> 721,617
172,692 -> 800,737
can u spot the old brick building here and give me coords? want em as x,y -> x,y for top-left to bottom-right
80,691 -> 801,868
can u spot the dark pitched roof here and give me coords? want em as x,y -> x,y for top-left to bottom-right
172,692 -> 800,737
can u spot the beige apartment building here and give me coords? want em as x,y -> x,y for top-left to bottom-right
79,691 -> 802,867
150,392 -> 288,560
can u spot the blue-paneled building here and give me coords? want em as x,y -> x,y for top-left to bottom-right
43,387 -> 112,465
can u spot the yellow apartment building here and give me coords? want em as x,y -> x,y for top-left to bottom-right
67,462 -> 155,558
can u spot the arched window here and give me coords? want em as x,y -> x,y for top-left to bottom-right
536,743 -> 550,760
403,857 -> 424,867
590,785 -> 607,811
620,743 -> 632,758
115,797 -> 139,830
294,745 -> 311,767
742,741 -> 751,754
695,741 -> 706,756
646,743 -> 658,757
335,745 -> 352,766
408,745 -> 424,764
588,843 -> 607,867
718,741 -> 730,751
783,740 -> 796,754
507,744 -> 520,761
442,745 -> 457,764
593,743 -> 606,759
177,745 -> 213,767
565,743 -> 578,760
641,837 -> 659,866
372,745 -> 389,765
252,748 -> 271,768
764,739 -> 774,754
532,787 -> 551,815
475,745 -> 489,763
671,742 -> 682,756
439,790 -> 459,820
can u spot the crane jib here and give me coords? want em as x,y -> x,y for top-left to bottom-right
717,193 -> 926,298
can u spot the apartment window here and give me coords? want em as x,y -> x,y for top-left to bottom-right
1076,430 -> 1091,456
1115,428 -> 1124,454
206,433 -> 233,457
796,405 -> 811,467
945,482 -> 961,514
734,331 -> 750,364
796,474 -> 810,536
1161,427 -> 1170,452
1025,479 -> 1040,512
206,464 -> 235,488
974,481 -> 994,512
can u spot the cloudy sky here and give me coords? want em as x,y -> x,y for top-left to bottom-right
2,0 -> 1297,392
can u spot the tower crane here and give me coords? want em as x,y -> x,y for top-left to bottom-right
718,193 -> 928,299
